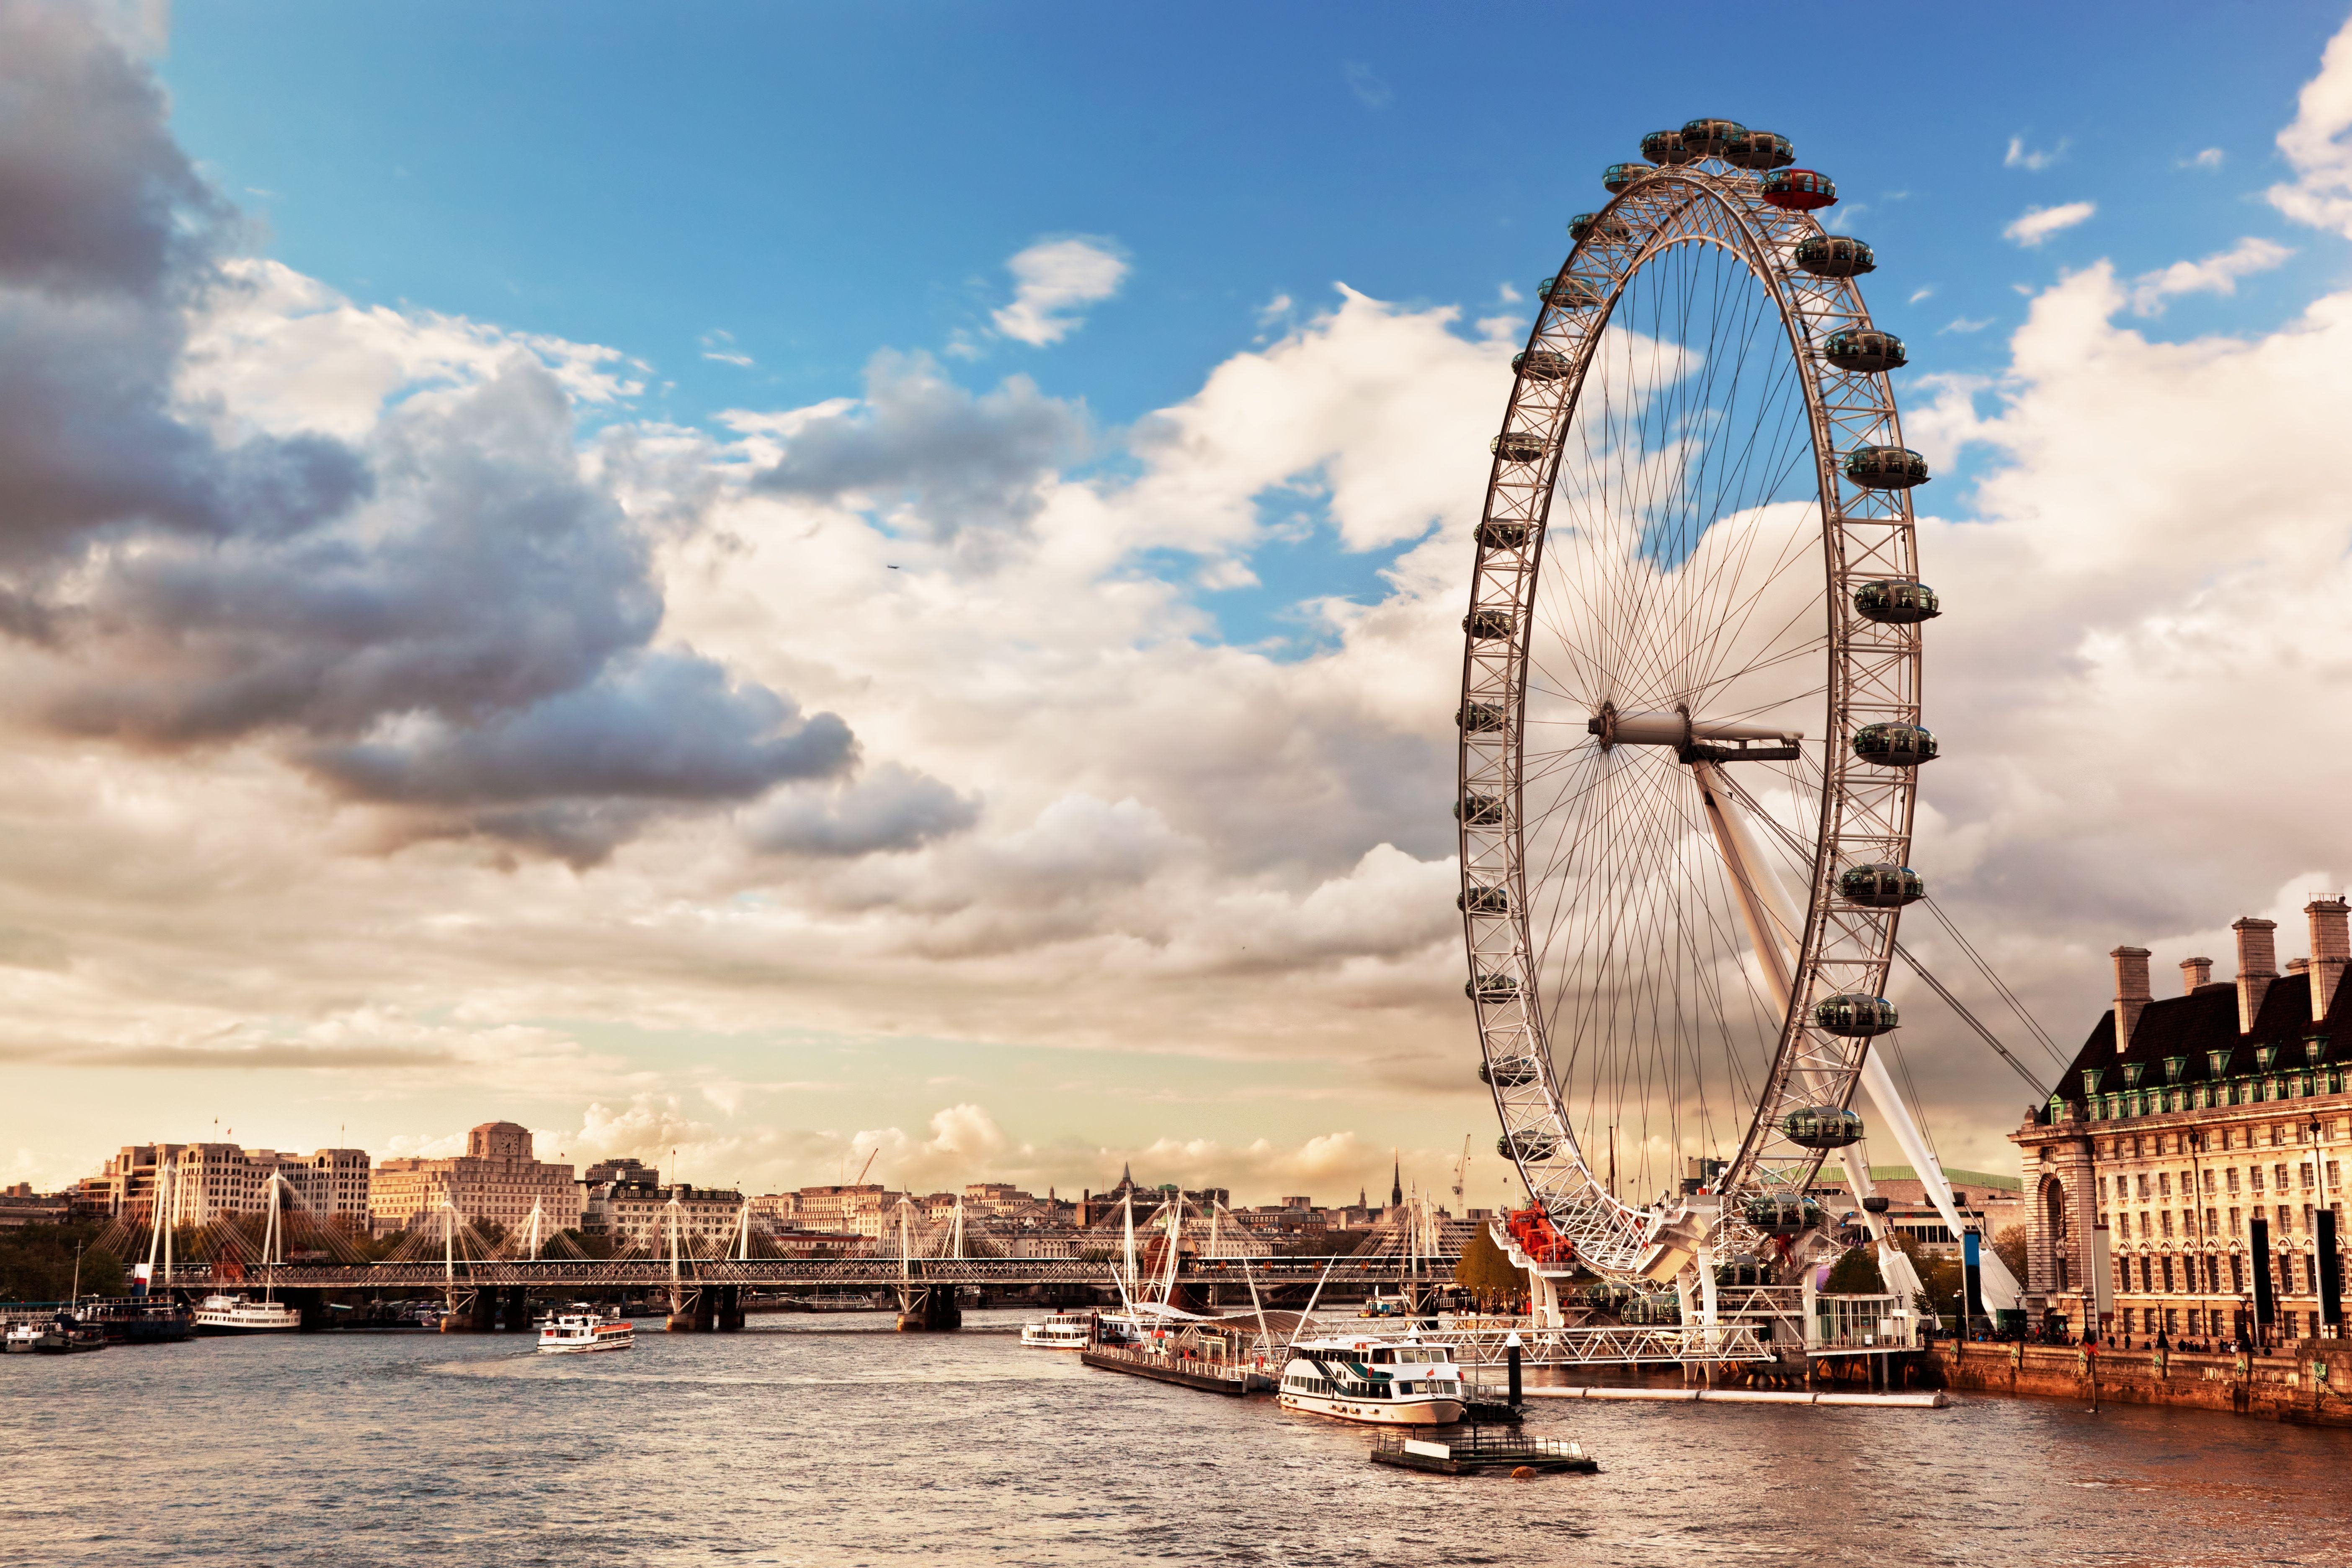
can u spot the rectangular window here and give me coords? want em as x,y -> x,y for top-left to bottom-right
2277,1163 -> 2291,1191
2161,1211 -> 2174,1238
2251,1167 -> 2265,1193
2138,1175 -> 2151,1199
2159,1172 -> 2172,1198
2302,1164 -> 2316,1191
2206,1207 -> 2218,1239
2099,1175 -> 2110,1201
2228,1168 -> 2241,1194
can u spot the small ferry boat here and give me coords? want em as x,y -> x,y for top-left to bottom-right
191,1293 -> 302,1335
537,1309 -> 634,1355
1277,1336 -> 1468,1426
5,1320 -> 46,1353
33,1314 -> 108,1354
1019,1310 -> 1093,1350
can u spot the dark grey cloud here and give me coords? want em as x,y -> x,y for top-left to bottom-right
0,10 -> 870,859
312,650 -> 853,807
0,4 -> 222,299
746,762 -> 980,857
751,350 -> 1085,539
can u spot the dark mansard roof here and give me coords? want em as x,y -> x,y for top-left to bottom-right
2054,969 -> 2352,1105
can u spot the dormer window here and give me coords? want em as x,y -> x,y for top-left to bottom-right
2163,1056 -> 2188,1084
2308,1036 -> 2331,1063
2122,1063 -> 2146,1087
2208,1049 -> 2233,1077
2082,1068 -> 2105,1096
2256,1045 -> 2280,1071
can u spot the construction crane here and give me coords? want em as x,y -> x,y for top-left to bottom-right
1450,1135 -> 1469,1214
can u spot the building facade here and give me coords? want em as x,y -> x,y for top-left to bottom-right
2014,900 -> 2352,1344
371,1122 -> 580,1237
581,1179 -> 744,1251
85,1142 -> 371,1226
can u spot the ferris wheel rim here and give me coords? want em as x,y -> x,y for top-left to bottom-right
1459,155 -> 1926,1283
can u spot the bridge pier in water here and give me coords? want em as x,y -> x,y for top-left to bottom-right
895,1284 -> 962,1332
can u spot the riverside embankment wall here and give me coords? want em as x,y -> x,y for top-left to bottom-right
1929,1341 -> 2352,1427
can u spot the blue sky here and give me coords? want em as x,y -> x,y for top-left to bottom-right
164,3 -> 2342,423
156,3 -> 2352,654
8,3 -> 2352,1200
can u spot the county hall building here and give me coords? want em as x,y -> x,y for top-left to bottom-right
2012,899 -> 2352,1345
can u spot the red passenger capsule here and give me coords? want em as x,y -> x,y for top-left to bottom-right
1762,168 -> 1838,211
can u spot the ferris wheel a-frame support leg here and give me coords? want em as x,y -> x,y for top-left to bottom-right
1692,761 -> 1919,1301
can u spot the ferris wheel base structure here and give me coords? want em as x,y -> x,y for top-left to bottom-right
1460,115 -> 2022,1324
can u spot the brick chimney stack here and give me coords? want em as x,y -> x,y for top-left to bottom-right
2180,956 -> 2213,993
2234,917 -> 2279,1034
2308,897 -> 2350,1021
2111,946 -> 2151,1053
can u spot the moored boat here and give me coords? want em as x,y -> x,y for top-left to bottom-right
5,1321 -> 44,1354
1019,1310 -> 1092,1350
191,1293 -> 302,1335
537,1308 -> 634,1354
33,1314 -> 108,1354
1277,1336 -> 1468,1426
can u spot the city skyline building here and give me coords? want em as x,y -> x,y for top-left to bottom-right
371,1122 -> 581,1238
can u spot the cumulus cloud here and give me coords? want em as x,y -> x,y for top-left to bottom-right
2271,12 -> 2352,238
745,762 -> 979,858
2003,201 -> 2096,247
0,9 -> 862,861
989,237 -> 1127,347
2127,236 -> 2292,315
749,349 -> 1085,541
2182,147 -> 2226,170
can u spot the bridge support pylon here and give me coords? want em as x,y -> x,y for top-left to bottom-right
895,1284 -> 961,1332
717,1284 -> 744,1331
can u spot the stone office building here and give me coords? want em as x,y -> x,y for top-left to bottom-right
2013,900 -> 2352,1344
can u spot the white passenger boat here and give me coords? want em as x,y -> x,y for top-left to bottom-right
1019,1310 -> 1093,1350
5,1320 -> 46,1353
191,1293 -> 301,1335
537,1309 -> 634,1354
1277,1336 -> 1468,1426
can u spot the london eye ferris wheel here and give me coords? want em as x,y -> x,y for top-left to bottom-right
1458,117 -> 1972,1297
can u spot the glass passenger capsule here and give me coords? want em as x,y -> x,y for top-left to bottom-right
1815,994 -> 1900,1038
1456,701 -> 1506,733
1794,235 -> 1874,277
1455,792 -> 1504,825
1602,162 -> 1653,194
1513,347 -> 1570,382
1762,169 -> 1838,211
1839,863 -> 1925,908
1824,329 -> 1906,374
1742,1195 -> 1823,1234
1491,431 -> 1545,463
1478,1056 -> 1542,1087
1723,129 -> 1795,170
1852,578 -> 1940,624
1782,1105 -> 1865,1150
1467,972 -> 1522,1003
1538,275 -> 1604,308
1476,519 -> 1529,550
1843,445 -> 1930,489
1862,1194 -> 1891,1214
1458,885 -> 1511,915
1497,1130 -> 1560,1162
1640,129 -> 1697,165
1680,117 -> 1746,157
1462,608 -> 1515,641
1852,722 -> 1938,767
1567,212 -> 1632,246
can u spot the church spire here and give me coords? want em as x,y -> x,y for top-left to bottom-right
1390,1152 -> 1403,1209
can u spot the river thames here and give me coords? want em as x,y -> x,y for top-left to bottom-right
6,1308 -> 2351,1566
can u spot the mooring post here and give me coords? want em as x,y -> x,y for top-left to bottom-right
1506,1330 -> 1523,1407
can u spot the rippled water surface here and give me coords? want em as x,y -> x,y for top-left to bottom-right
8,1308 -> 2352,1566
